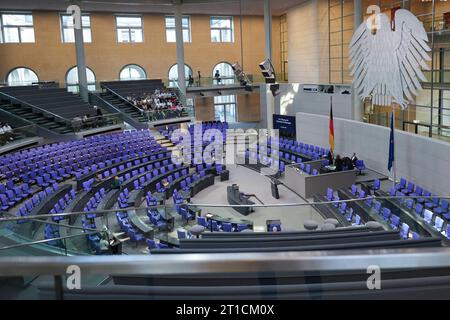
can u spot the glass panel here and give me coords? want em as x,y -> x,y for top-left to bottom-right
182,17 -> 189,28
7,67 -> 38,86
120,65 -> 146,80
221,29 -> 232,42
117,29 -> 130,42
168,64 -> 192,80
83,28 -> 92,43
211,17 -> 231,28
166,29 -> 176,42
66,67 -> 96,91
82,16 -> 91,27
215,105 -> 225,121
2,14 -> 33,26
226,104 -> 237,122
165,17 -> 175,28
20,27 -> 35,42
116,16 -> 142,27
62,15 -> 74,27
211,29 -> 220,42
182,29 -> 190,42
130,29 -> 143,42
3,27 -> 19,42
63,28 -> 75,42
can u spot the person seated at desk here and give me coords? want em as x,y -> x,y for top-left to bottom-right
334,154 -> 343,172
342,156 -> 354,170
325,150 -> 334,165
351,153 -> 358,166
111,176 -> 122,190
161,178 -> 169,189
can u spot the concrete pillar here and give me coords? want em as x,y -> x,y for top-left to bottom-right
264,0 -> 272,61
73,6 -> 88,102
174,4 -> 186,95
352,0 -> 363,121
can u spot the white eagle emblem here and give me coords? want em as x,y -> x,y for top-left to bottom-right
349,8 -> 431,109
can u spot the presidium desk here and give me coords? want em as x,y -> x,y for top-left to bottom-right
283,161 -> 357,198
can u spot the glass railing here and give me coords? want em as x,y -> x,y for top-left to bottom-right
365,104 -> 450,141
1,192 -> 450,299
0,193 -> 449,257
68,113 -> 123,133
0,125 -> 39,147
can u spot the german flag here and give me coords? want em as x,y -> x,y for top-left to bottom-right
329,97 -> 335,152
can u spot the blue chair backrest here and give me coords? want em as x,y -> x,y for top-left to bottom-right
415,203 -> 423,215
382,207 -> 391,219
442,200 -> 449,211
373,179 -> 380,189
435,216 -> 444,230
177,229 -> 187,239
400,223 -> 410,239
424,209 -> 433,223
327,188 -> 333,201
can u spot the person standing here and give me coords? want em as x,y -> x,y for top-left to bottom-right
197,71 -> 201,86
214,70 -> 221,84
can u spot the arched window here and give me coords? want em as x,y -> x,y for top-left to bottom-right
168,64 -> 192,87
212,62 -> 235,85
6,67 -> 38,86
66,66 -> 96,93
119,64 -> 147,81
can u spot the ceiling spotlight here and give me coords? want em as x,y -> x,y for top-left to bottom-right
217,91 -> 222,95
200,92 -> 205,96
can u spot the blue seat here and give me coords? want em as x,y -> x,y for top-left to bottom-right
355,160 -> 365,174
435,200 -> 449,215
237,224 -> 248,232
177,229 -> 191,239
371,179 -> 381,191
401,181 -> 414,195
350,184 -> 357,196
400,223 -> 410,239
197,216 -> 209,228
352,214 -> 361,226
423,209 -> 433,224
326,188 -> 333,201
333,195 -> 340,208
382,207 -> 391,220
445,225 -> 450,240
390,214 -> 400,230
222,222 -> 234,232
415,203 -> 424,216
395,177 -> 406,191
208,220 -> 219,231
339,202 -> 347,214
434,216 -> 444,232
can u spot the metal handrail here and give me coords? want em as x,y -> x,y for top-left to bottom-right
100,83 -> 145,114
1,247 -> 450,276
1,195 -> 449,224
0,90 -> 72,126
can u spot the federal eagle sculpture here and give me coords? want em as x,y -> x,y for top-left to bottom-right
349,8 -> 431,109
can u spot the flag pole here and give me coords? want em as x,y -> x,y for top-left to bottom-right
392,104 -> 396,189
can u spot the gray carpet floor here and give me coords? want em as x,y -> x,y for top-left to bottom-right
191,165 -> 324,231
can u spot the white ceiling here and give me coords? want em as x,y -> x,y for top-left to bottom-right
0,0 -> 307,16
